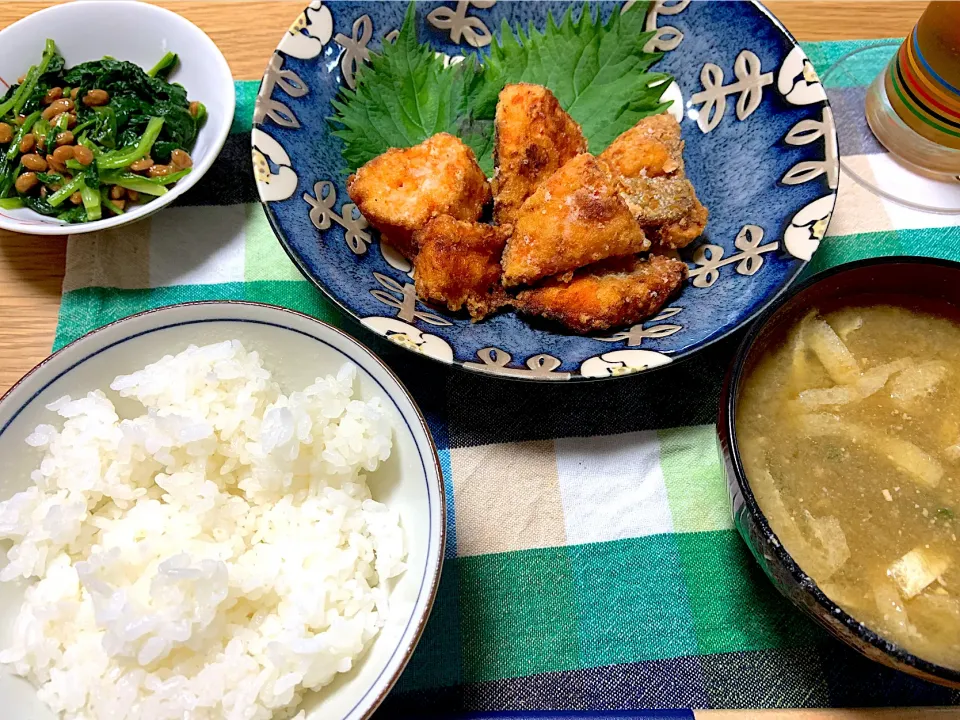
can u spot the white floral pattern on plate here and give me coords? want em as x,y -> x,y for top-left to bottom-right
252,129 -> 298,202
581,350 -> 673,378
280,0 -> 334,60
784,195 -> 835,261
361,317 -> 455,362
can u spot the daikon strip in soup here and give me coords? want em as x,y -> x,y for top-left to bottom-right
738,300 -> 960,669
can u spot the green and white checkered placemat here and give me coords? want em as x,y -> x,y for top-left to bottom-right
51,40 -> 960,712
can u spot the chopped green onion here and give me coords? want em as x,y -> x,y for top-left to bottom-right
80,184 -> 101,221
7,111 -> 42,161
0,197 -> 24,210
47,176 -> 85,207
97,117 -> 164,170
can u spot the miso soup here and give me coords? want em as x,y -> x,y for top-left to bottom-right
738,300 -> 960,669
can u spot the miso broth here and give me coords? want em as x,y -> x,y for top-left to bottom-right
738,300 -> 960,669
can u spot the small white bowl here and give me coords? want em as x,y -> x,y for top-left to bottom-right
0,302 -> 445,720
0,1 -> 234,236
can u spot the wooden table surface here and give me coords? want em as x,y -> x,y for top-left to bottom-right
0,3 -> 953,716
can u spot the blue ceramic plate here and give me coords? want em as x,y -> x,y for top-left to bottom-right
253,0 -> 838,381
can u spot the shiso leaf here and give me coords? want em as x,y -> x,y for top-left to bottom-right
329,1 -> 672,176
329,3 -> 483,173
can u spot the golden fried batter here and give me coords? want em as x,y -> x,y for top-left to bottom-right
501,154 -> 649,288
514,254 -> 688,333
413,215 -> 509,321
347,133 -> 491,259
601,113 -> 708,251
493,83 -> 587,225
650,200 -> 710,251
619,175 -> 700,227
599,112 -> 684,179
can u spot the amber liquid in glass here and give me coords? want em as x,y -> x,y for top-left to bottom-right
866,1 -> 960,173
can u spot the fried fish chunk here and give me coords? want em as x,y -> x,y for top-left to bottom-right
618,175 -> 700,227
347,133 -> 491,259
514,254 -> 688,333
413,215 -> 509,321
501,154 -> 649,288
649,199 -> 709,250
493,83 -> 587,225
600,113 -> 708,250
599,112 -> 684,179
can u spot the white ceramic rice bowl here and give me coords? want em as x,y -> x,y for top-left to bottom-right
0,1 -> 234,235
0,302 -> 445,720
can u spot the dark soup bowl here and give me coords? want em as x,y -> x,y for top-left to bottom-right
719,256 -> 960,688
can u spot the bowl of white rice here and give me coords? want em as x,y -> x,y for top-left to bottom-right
0,301 -> 445,720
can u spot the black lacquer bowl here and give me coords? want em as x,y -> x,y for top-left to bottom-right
718,256 -> 960,689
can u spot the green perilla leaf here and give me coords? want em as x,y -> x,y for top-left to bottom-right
329,1 -> 672,176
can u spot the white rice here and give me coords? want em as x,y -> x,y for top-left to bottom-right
0,340 -> 404,720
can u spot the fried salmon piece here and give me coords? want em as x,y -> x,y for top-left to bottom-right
514,254 -> 688,333
601,113 -> 708,250
649,199 -> 709,250
501,154 -> 649,288
599,112 -> 684,179
619,175 -> 699,227
413,215 -> 509,321
493,83 -> 587,225
347,133 -> 491,259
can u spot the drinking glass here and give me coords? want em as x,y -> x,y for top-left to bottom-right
822,1 -> 960,213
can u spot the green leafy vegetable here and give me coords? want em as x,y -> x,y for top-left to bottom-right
80,183 -> 101,221
0,157 -> 17,199
97,117 -> 164,170
57,205 -> 88,222
0,40 -> 59,118
31,118 -> 52,149
330,3 -> 478,172
0,40 -> 204,223
101,168 -> 190,190
22,195 -> 62,217
7,111 -> 41,161
148,52 -> 179,80
47,176 -> 85,208
0,197 -> 24,210
36,172 -> 65,185
100,188 -> 124,215
329,1 -> 670,175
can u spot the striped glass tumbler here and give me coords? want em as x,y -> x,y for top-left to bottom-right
865,1 -> 960,175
